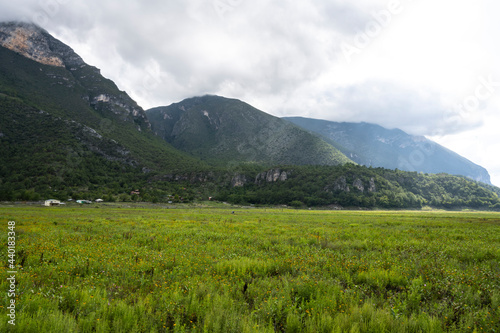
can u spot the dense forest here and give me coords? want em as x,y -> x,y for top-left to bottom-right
2,132 -> 499,210
215,164 -> 500,210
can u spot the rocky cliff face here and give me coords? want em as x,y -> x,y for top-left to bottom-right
255,169 -> 290,184
231,174 -> 247,187
326,177 -> 377,193
0,22 -> 84,68
0,21 -> 150,131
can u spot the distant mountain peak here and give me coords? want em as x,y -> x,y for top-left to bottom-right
0,21 -> 84,68
147,96 -> 353,166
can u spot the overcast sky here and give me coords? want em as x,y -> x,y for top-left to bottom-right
2,0 -> 500,186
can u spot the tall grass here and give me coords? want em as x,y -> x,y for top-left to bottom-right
0,205 -> 499,332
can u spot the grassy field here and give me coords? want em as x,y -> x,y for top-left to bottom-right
1,204 -> 499,332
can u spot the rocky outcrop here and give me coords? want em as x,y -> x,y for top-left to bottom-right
255,169 -> 290,184
326,177 -> 377,193
368,178 -> 376,192
159,172 -> 215,184
0,22 -> 150,132
0,22 -> 85,68
231,174 -> 247,187
353,179 -> 364,192
90,93 -> 148,127
0,23 -> 63,66
333,176 -> 350,192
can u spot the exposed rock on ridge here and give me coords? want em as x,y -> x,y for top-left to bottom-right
0,21 -> 150,131
0,22 -> 85,68
325,177 -> 377,193
231,174 -> 247,187
255,169 -> 290,184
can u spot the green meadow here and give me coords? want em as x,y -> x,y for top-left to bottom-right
1,204 -> 499,332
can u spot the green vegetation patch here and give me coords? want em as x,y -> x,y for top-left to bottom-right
1,206 -> 499,332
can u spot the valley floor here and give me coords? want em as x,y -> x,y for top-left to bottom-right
1,205 -> 499,332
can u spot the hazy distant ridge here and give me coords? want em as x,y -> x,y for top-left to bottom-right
284,117 -> 491,184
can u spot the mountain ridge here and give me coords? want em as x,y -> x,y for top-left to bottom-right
147,95 -> 354,167
0,21 -> 151,130
284,116 -> 492,185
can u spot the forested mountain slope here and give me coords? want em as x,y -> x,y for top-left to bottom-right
147,95 -> 353,167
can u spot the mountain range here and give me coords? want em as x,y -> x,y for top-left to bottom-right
0,21 -> 498,209
284,117 -> 491,184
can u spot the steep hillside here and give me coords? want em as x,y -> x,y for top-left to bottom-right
284,117 -> 491,184
0,22 -> 204,200
147,95 -> 353,167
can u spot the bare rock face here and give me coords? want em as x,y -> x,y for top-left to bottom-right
231,174 -> 247,187
0,22 -> 150,131
333,176 -> 350,192
0,24 -> 63,66
279,171 -> 288,182
324,176 -> 376,194
353,178 -> 364,192
267,169 -> 280,182
255,169 -> 289,184
368,178 -> 376,192
0,22 -> 84,68
91,93 -> 148,127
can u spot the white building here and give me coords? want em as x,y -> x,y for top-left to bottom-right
76,200 -> 92,204
44,199 -> 61,207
